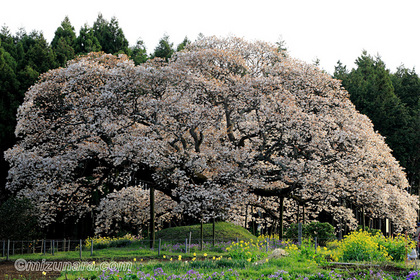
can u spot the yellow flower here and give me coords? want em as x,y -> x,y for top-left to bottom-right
178,255 -> 182,261
192,257 -> 196,261
133,258 -> 136,262
163,255 -> 166,259
170,258 -> 173,261
193,252 -> 196,256
92,261 -> 95,265
265,258 -> 268,262
42,272 -> 46,276
204,253 -> 207,257
247,258 -> 251,262
212,256 -> 215,260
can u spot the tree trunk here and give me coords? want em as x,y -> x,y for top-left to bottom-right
279,196 -> 284,240
302,204 -> 305,224
362,206 -> 365,231
150,186 -> 155,249
251,206 -> 255,235
245,204 -> 248,229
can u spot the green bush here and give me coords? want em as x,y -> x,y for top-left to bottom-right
0,197 -> 41,239
377,233 -> 415,262
285,222 -> 335,246
335,230 -> 390,262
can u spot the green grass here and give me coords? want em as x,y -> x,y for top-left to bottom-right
1,225 -> 414,279
155,221 -> 256,242
57,256 -> 324,280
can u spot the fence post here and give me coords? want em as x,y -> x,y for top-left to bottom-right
236,237 -> 239,244
33,240 -> 35,254
63,239 -> 66,252
158,239 -> 161,256
12,241 -> 14,255
21,241 -> 24,255
266,238 -> 269,253
2,240 -> 5,257
51,240 -> 54,255
43,239 -> 46,255
79,239 -> 82,259
68,239 -> 70,252
212,217 -> 215,247
188,232 -> 192,253
185,238 -> 188,253
7,240 -> 10,261
91,239 -> 93,256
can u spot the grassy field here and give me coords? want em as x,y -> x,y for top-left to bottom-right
0,223 -> 417,279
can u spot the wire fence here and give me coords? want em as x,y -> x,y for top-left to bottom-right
1,239 -> 85,259
0,236 -> 335,261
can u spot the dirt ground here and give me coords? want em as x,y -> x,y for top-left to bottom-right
326,261 -> 415,277
0,260 -> 62,279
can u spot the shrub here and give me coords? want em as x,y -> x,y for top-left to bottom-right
225,239 -> 267,262
377,233 -> 415,262
332,229 -> 416,263
332,230 -> 391,262
285,222 -> 336,246
0,197 -> 41,239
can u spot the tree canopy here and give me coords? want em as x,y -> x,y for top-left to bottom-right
5,37 -> 417,233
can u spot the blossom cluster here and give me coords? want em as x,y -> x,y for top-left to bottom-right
4,36 -> 417,233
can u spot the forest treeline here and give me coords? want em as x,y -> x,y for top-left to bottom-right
0,14 -> 419,205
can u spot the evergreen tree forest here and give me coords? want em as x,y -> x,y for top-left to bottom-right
333,54 -> 420,195
0,15 -> 419,238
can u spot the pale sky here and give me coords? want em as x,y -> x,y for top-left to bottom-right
1,0 -> 420,74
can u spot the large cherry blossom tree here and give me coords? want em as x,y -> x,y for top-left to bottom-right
5,37 -> 417,235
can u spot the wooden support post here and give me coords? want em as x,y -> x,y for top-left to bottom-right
79,239 -> 82,259
298,223 -> 302,246
90,239 -> 93,256
150,186 -> 155,249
